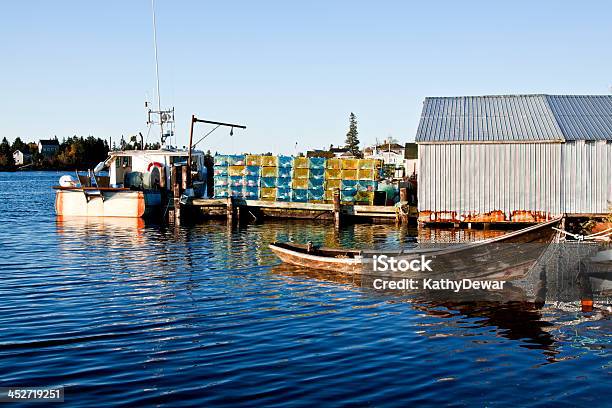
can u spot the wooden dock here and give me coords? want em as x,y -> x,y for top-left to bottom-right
161,164 -> 418,225
184,197 -> 415,225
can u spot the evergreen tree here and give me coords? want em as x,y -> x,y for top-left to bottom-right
11,137 -> 26,153
0,137 -> 10,155
0,137 -> 14,169
344,112 -> 362,158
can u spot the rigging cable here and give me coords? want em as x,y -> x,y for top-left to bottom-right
192,125 -> 221,149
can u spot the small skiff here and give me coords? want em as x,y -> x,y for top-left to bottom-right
269,218 -> 562,276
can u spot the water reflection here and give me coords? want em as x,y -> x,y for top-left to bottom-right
270,261 -> 610,364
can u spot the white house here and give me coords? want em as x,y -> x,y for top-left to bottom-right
12,150 -> 32,166
364,141 -> 418,178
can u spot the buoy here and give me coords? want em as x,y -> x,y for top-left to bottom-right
147,161 -> 164,172
59,175 -> 77,187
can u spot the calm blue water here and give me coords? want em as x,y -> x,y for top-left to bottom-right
0,171 -> 610,407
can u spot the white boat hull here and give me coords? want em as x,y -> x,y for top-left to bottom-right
55,188 -> 161,218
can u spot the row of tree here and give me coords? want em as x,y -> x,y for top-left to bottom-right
0,112 -> 362,170
0,136 -> 111,171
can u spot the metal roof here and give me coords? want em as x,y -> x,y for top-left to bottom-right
546,95 -> 612,141
415,94 -> 612,143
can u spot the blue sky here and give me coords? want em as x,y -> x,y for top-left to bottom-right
1,0 -> 611,154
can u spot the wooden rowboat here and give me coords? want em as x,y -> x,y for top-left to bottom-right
269,218 -> 562,276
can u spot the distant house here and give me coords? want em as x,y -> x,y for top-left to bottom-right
307,145 -> 354,158
404,142 -> 418,177
306,149 -> 334,158
38,139 -> 59,156
363,141 -> 418,177
363,142 -> 404,156
12,150 -> 32,166
329,145 -> 352,157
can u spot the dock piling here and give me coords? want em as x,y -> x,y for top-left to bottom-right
399,187 -> 408,203
397,188 -> 410,225
333,189 -> 341,228
226,196 -> 236,221
181,165 -> 189,192
171,166 -> 182,223
159,166 -> 166,190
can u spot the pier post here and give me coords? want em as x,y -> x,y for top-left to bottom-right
398,188 -> 409,225
172,166 -> 182,224
181,165 -> 189,191
159,166 -> 166,190
333,189 -> 341,228
560,216 -> 566,232
399,187 -> 408,203
226,196 -> 236,221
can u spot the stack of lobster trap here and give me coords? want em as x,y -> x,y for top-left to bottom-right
213,154 -> 381,205
324,158 -> 379,204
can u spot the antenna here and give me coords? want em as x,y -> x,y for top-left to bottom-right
151,0 -> 163,141
145,0 -> 175,147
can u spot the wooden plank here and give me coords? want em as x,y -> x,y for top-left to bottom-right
238,200 -> 334,211
191,198 -> 228,207
352,212 -> 397,218
353,205 -> 397,213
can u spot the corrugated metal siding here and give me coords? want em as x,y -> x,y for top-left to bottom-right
419,141 -> 611,216
561,140 -> 612,213
547,96 -> 612,141
415,94 -> 612,143
418,143 -> 562,217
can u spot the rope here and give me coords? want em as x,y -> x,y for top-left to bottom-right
586,227 -> 612,238
162,196 -> 172,220
553,226 -> 612,242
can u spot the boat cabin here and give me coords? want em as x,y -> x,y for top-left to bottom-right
103,149 -> 207,195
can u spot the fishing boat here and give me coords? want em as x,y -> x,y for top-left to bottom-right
269,218 -> 562,277
53,148 -> 208,218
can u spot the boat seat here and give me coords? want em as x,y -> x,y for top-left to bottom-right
76,172 -> 104,202
77,175 -> 91,187
95,175 -> 110,188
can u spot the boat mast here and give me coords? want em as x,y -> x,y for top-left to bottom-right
151,0 -> 163,141
146,0 -> 174,148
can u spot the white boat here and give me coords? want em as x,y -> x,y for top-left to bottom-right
53,149 -> 208,218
